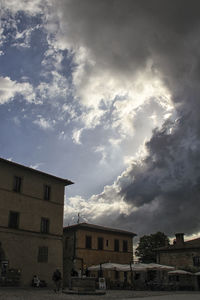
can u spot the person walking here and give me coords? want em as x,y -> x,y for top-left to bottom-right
52,268 -> 62,293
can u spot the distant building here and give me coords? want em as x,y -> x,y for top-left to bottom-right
0,157 -> 73,286
155,233 -> 200,271
63,222 -> 136,286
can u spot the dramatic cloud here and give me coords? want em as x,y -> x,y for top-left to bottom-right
62,0 -> 200,237
49,0 -> 174,139
1,0 -> 200,239
1,0 -> 45,15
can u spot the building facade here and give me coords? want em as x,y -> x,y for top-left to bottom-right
63,223 -> 136,286
0,157 -> 73,286
155,233 -> 200,272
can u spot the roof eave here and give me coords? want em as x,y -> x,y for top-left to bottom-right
63,223 -> 137,237
0,157 -> 74,186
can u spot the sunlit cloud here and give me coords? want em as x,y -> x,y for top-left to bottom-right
1,0 -> 200,239
72,128 -> 83,144
0,76 -> 35,104
33,116 -> 53,130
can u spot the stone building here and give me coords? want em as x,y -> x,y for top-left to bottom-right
63,222 -> 136,286
0,157 -> 73,286
155,233 -> 200,271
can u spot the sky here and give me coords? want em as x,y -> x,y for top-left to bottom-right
1,0 -> 200,240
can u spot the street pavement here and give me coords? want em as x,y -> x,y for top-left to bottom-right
0,288 -> 199,299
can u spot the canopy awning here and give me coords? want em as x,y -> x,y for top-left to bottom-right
88,263 -> 124,271
195,272 -> 200,275
88,262 -> 175,272
168,270 -> 194,275
145,263 -> 175,270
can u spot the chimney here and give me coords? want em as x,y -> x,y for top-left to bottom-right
175,233 -> 184,246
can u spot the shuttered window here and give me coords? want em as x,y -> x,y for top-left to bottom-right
9,211 -> 19,229
114,239 -> 119,252
85,236 -> 92,249
44,185 -> 51,200
41,218 -> 50,234
13,176 -> 22,193
98,237 -> 103,250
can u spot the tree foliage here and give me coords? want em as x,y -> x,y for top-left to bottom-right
135,232 -> 169,263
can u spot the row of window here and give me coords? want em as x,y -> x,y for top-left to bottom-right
85,235 -> 128,252
1,246 -> 47,263
9,211 -> 50,234
13,176 -> 51,200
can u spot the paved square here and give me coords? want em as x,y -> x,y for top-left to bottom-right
0,289 -> 200,300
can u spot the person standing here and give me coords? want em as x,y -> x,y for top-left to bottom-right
33,275 -> 40,287
78,268 -> 82,278
52,269 -> 62,293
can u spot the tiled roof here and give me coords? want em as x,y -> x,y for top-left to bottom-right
155,237 -> 200,251
185,237 -> 200,247
0,157 -> 74,186
63,222 -> 137,237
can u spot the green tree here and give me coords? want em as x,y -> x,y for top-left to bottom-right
135,232 -> 169,263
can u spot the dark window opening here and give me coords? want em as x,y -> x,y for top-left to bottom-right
147,270 -> 157,281
134,273 -> 140,280
9,211 -> 19,229
44,185 -> 51,200
65,238 -> 69,249
123,240 -> 128,252
115,271 -> 119,280
114,239 -> 119,252
98,269 -> 103,278
85,235 -> 92,249
124,271 -> 128,281
13,176 -> 22,193
193,256 -> 200,267
98,237 -> 103,250
169,275 -> 179,282
106,240 -> 109,247
38,246 -> 48,263
41,218 -> 50,234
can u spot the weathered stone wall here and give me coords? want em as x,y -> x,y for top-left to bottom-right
0,159 -> 66,286
0,231 -> 63,286
63,227 -> 134,287
157,249 -> 200,270
75,228 -> 133,266
0,160 -> 65,236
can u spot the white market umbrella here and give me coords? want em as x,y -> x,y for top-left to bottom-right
195,272 -> 200,275
168,270 -> 193,275
88,263 -> 122,271
131,263 -> 148,271
130,263 -> 174,271
88,264 -> 102,271
88,262 -> 175,272
112,263 -> 129,271
146,263 -> 175,270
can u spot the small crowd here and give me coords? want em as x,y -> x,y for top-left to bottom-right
32,268 -> 62,293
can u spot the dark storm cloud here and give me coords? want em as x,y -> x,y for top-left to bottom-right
116,110 -> 200,235
59,0 -> 200,236
58,0 -> 200,83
